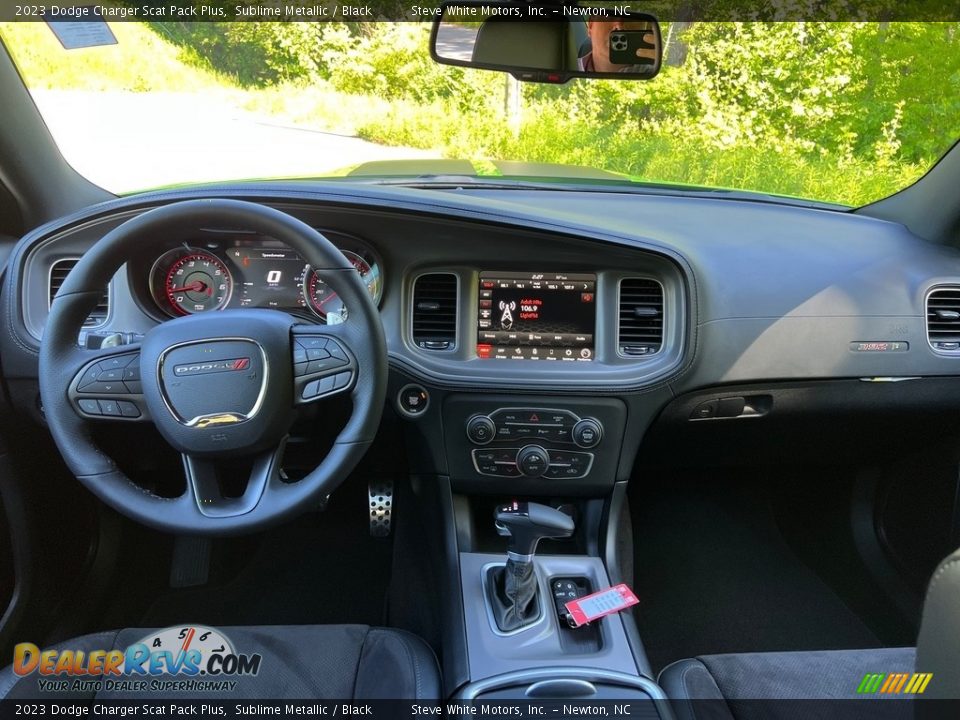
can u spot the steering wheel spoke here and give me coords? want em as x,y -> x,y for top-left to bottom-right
182,439 -> 287,518
291,325 -> 357,404
67,346 -> 149,422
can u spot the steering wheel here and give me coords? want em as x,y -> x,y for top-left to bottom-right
39,199 -> 387,535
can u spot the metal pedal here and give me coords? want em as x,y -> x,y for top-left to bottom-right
368,480 -> 394,537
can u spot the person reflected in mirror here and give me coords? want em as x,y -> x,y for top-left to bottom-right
578,20 -> 658,73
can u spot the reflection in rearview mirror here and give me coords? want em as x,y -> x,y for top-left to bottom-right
430,2 -> 662,83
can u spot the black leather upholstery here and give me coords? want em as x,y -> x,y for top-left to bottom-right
916,547 -> 960,700
0,625 -> 440,700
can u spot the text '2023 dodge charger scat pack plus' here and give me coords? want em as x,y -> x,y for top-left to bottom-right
0,3 -> 959,719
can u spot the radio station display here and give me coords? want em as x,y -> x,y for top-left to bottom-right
476,272 -> 596,361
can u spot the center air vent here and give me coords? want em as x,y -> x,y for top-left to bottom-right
412,273 -> 457,351
49,258 -> 109,327
927,286 -> 960,352
618,278 -> 663,357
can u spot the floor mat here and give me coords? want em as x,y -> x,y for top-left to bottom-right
630,477 -> 882,673
138,483 -> 392,629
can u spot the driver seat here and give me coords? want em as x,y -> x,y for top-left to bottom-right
0,625 -> 440,699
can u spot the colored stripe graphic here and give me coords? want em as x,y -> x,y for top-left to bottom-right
857,673 -> 885,694
858,672 -> 933,694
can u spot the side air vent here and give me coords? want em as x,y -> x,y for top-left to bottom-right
927,286 -> 960,352
49,258 -> 109,327
618,278 -> 664,357
412,273 -> 457,350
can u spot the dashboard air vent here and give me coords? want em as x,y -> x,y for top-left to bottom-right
927,286 -> 960,352
49,258 -> 109,327
412,273 -> 457,351
618,278 -> 663,357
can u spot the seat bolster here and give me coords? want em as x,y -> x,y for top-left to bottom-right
660,659 -> 727,701
658,659 -> 734,720
353,627 -> 441,700
917,548 -> 960,699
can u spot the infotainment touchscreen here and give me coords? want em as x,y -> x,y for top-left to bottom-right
477,272 -> 596,361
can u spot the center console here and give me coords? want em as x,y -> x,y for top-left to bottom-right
389,261 -> 682,712
450,499 -> 669,711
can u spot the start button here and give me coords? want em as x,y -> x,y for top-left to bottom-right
397,383 -> 429,418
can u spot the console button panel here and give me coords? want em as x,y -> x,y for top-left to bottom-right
472,447 -> 595,479
476,408 -> 584,445
444,395 -> 627,491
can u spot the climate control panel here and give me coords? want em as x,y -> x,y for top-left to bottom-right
443,395 -> 626,492
472,446 -> 595,479
464,408 -> 604,480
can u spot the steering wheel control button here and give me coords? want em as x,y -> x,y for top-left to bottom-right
293,346 -> 308,365
301,372 -> 352,400
327,344 -> 348,363
398,384 -> 429,418
76,353 -> 140,393
517,445 -> 551,477
302,379 -> 320,399
306,358 -> 340,374
466,414 -> 495,444
572,418 -> 603,448
292,335 -> 354,403
98,368 -> 124,382
117,401 -> 141,418
97,399 -> 122,417
298,337 -> 328,350
77,398 -> 101,415
99,355 -> 135,371
77,365 -> 102,389
80,380 -> 125,394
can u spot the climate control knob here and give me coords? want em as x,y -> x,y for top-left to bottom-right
466,415 -> 496,445
572,418 -> 603,449
516,445 -> 551,477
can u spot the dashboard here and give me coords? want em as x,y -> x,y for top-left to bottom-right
6,181 -> 960,493
9,183 -> 960,392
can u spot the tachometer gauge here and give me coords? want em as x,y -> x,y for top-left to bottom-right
161,250 -> 232,315
304,249 -> 382,324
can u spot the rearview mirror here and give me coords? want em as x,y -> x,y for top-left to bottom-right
430,1 -> 662,83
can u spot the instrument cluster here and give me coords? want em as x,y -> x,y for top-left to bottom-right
142,231 -> 383,324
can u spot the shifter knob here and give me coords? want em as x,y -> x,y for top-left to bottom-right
494,501 -> 575,557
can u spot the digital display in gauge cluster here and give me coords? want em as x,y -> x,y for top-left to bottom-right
229,246 -> 307,310
148,236 -> 382,323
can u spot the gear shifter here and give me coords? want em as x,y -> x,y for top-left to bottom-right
487,501 -> 575,632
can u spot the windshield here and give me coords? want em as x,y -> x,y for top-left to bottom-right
1,19 -> 958,205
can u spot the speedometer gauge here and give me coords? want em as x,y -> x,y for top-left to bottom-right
304,249 -> 382,324
162,250 -> 232,315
